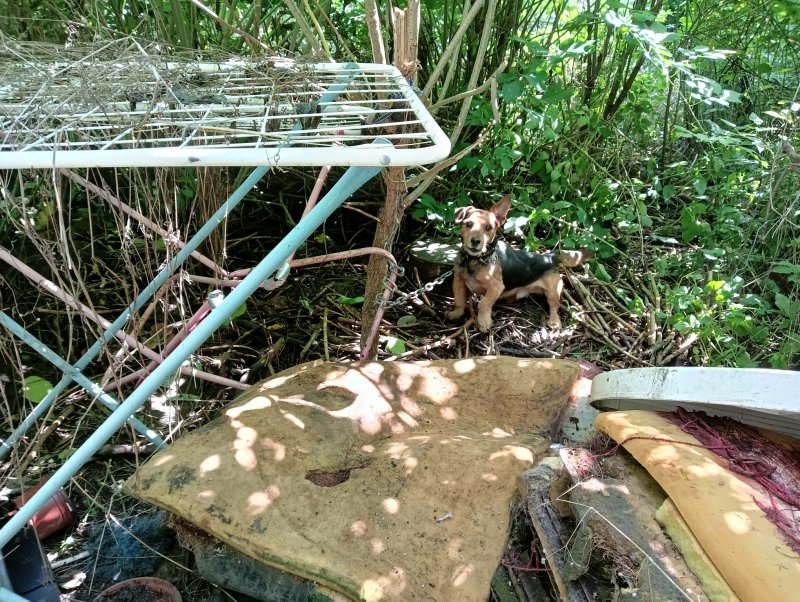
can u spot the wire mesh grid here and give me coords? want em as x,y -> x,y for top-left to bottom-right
0,39 -> 449,168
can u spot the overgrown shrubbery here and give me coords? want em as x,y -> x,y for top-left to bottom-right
2,0 -> 798,368
414,0 -> 799,367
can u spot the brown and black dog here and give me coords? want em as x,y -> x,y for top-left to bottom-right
446,195 -> 592,332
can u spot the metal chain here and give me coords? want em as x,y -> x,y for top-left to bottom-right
377,268 -> 454,308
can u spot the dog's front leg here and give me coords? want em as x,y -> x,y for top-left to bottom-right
544,276 -> 564,330
476,278 -> 505,332
446,269 -> 468,321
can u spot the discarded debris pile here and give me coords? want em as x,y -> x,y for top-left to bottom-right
513,443 -> 706,601
506,364 -> 800,602
17,355 -> 795,602
596,409 -> 800,601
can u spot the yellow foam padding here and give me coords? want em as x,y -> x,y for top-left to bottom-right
596,410 -> 800,602
655,499 -> 740,602
126,357 -> 579,601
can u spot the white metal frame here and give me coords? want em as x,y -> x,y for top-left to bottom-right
0,55 -> 450,602
0,60 -> 450,168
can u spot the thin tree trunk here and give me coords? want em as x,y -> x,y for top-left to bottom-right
365,0 -> 387,64
659,76 -> 673,178
359,4 -> 420,358
448,0 -> 499,144
360,166 -> 407,356
604,55 -> 645,119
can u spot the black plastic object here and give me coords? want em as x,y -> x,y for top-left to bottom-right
0,510 -> 60,602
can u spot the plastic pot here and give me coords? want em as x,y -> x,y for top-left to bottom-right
93,577 -> 181,602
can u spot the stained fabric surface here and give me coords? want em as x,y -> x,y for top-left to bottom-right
126,357 -> 579,601
596,410 -> 800,602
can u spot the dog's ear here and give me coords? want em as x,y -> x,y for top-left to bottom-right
490,195 -> 512,227
453,206 -> 474,224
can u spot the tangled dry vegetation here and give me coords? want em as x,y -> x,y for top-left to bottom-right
0,31 -> 789,601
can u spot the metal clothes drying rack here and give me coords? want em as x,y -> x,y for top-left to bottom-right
0,47 -> 449,601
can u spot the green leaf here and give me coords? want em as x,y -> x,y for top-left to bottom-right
765,110 -> 788,121
673,320 -> 691,333
385,337 -> 406,355
541,84 -> 574,105
562,40 -> 595,56
735,352 -> 759,368
592,262 -> 613,283
501,79 -> 525,101
693,178 -> 707,195
337,295 -> 365,305
702,248 -> 725,260
222,301 -> 247,326
775,293 -> 798,318
23,376 -> 53,403
230,302 -> 247,318
57,448 -> 77,460
680,205 -> 707,242
773,261 -> 800,275
397,315 -> 417,327
639,208 -> 653,227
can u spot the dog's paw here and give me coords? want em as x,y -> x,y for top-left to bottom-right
446,307 -> 465,321
477,314 -> 493,332
547,316 -> 562,330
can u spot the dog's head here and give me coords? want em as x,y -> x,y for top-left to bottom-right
453,195 -> 512,256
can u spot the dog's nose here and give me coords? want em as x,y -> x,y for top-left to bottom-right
470,237 -> 481,248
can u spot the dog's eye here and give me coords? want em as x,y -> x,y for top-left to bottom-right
464,221 -> 473,228
485,224 -> 493,232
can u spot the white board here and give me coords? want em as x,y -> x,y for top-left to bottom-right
590,367 -> 800,439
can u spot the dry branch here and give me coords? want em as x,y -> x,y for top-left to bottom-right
430,61 -> 508,112
447,0 -> 499,145
189,0 -> 271,52
421,0 -> 487,100
282,0 -> 327,57
364,0 -> 387,63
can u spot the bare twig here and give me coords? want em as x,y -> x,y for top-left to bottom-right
430,62 -> 508,112
420,0 -> 487,100
189,0 -> 271,52
282,0 -> 327,57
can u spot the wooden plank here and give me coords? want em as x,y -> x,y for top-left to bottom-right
518,466 -> 594,602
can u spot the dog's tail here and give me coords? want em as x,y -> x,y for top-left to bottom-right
556,249 -> 593,268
